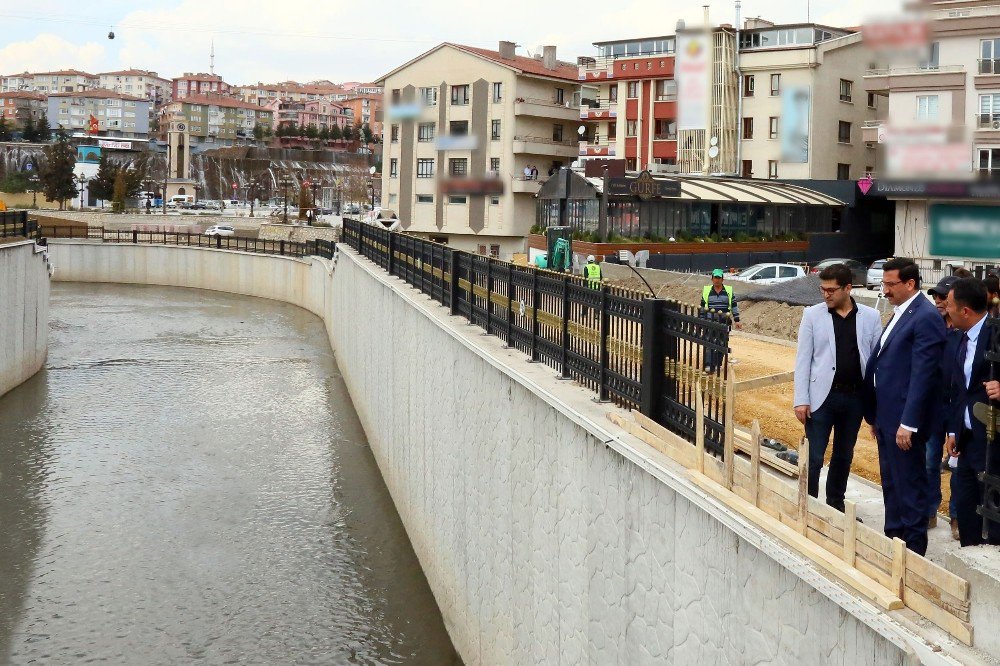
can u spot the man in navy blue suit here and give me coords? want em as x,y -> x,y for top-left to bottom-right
944,278 -> 1000,547
864,258 -> 947,555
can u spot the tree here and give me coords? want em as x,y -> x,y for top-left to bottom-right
305,123 -> 318,139
344,123 -> 359,142
329,123 -> 342,141
88,154 -> 117,201
122,156 -> 148,198
35,113 -> 51,142
22,116 -> 36,142
360,122 -> 373,145
253,123 -> 265,141
286,121 -> 299,138
297,123 -> 308,138
318,126 -> 330,142
0,117 -> 10,142
39,132 -> 77,209
111,168 -> 126,213
297,184 -> 310,220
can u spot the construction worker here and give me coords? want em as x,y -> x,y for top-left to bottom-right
701,268 -> 742,330
584,255 -> 602,289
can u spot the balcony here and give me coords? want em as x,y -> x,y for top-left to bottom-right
653,133 -> 677,142
579,101 -> 617,120
578,56 -> 615,81
511,176 -> 544,194
512,134 -> 579,157
863,65 -> 965,94
578,139 -> 616,157
862,120 -> 884,143
514,97 -> 579,121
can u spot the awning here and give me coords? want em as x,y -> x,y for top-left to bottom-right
581,173 -> 846,206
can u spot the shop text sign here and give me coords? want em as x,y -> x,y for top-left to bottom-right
607,171 -> 681,199
929,204 -> 1000,259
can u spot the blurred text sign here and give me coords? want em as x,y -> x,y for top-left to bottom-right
929,204 -> 1000,258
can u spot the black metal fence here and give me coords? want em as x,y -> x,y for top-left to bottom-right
342,218 -> 732,454
0,210 -> 36,239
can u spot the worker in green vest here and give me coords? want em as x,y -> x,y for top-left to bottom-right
584,255 -> 602,289
701,268 -> 742,329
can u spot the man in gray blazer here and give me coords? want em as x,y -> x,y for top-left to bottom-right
794,264 -> 883,511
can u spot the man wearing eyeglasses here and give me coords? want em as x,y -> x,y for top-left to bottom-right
864,258 -> 947,556
794,264 -> 882,511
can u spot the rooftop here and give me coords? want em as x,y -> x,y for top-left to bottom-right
32,69 -> 97,78
173,94 -> 272,111
99,69 -> 165,78
449,43 -> 580,82
0,91 -> 46,100
48,88 -> 146,101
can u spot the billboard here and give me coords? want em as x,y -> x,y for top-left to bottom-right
780,86 -> 810,164
929,204 -> 1000,259
676,32 -> 711,131
77,145 -> 101,164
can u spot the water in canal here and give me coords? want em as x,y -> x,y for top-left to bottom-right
0,283 -> 459,665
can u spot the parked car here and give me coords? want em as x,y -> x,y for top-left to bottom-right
867,258 -> 892,290
203,225 -> 235,237
729,263 -> 806,285
810,258 -> 867,287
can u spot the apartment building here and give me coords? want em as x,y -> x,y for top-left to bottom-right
30,70 -> 98,93
378,40 -> 581,257
234,80 -> 346,106
341,93 -> 382,135
98,69 -> 171,104
1,72 -> 33,92
740,20 -> 879,180
265,98 -> 351,132
0,92 -> 46,132
47,90 -> 151,138
172,73 -> 232,101
863,0 -> 1000,280
160,94 -> 272,146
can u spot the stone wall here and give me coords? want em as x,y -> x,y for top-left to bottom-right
43,240 -> 959,664
0,240 -> 50,398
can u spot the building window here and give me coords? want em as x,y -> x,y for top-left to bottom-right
654,118 -> 676,140
390,124 -> 399,142
769,116 -> 778,139
627,81 -> 639,98
626,157 -> 637,170
448,195 -> 468,204
491,119 -> 501,140
389,158 -> 398,178
555,87 -> 565,105
917,95 -> 939,121
449,120 -> 468,135
839,79 -> 853,103
655,79 -> 677,101
770,74 -> 781,96
865,165 -> 874,175
838,121 -> 851,144
867,92 -> 877,109
490,195 -> 500,205
449,158 -> 468,176
837,163 -> 851,180
490,157 -> 500,174
492,82 -> 503,103
626,120 -> 637,137
552,124 -> 564,142
388,193 -> 398,204
489,244 -> 500,258
416,194 -> 433,203
742,117 -> 754,140
420,87 -> 437,106
609,86 -> 618,103
417,122 -> 435,141
979,148 -> 1000,174
391,89 -> 400,104
741,160 -> 752,178
417,159 -> 435,178
451,84 -> 469,105
743,75 -> 755,97
768,160 -> 778,179
981,38 -> 1000,74
980,93 -> 1000,126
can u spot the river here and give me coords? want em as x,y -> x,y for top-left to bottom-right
0,283 -> 458,665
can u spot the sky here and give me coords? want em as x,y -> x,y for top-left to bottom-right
0,0 -> 903,85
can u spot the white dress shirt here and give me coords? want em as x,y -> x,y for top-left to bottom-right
960,315 -> 986,432
875,291 -> 924,432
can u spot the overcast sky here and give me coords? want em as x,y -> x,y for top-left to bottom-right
0,0 -> 902,85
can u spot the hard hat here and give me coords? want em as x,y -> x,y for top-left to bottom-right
587,255 -> 595,262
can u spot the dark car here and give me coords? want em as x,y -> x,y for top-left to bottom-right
810,258 -> 867,287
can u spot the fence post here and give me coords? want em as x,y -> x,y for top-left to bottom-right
280,240 -> 285,256
505,265 -> 514,348
530,269 -> 539,362
598,286 -> 610,402
485,258 -> 493,332
560,274 -> 570,379
216,235 -> 222,249
21,213 -> 27,238
132,230 -> 138,244
449,249 -> 460,316
388,232 -> 396,277
467,256 -> 476,325
640,298 -> 668,418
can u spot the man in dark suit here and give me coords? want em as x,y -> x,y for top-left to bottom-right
864,258 -> 947,555
944,278 -> 1000,547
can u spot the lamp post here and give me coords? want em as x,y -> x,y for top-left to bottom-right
74,171 -> 88,210
162,142 -> 170,215
28,175 -> 39,208
248,178 -> 260,218
368,165 -> 377,212
309,179 -> 319,225
278,173 -> 294,224
143,179 -> 154,213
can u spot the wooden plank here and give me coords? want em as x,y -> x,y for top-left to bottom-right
695,382 -> 705,474
902,585 -> 974,646
607,412 -> 698,469
688,470 -> 904,611
798,436 -> 810,535
734,370 -> 796,393
724,371 -> 735,491
844,501 -> 857,567
890,537 -> 906,599
904,548 -> 970,604
750,420 -> 761,507
733,428 -> 799,477
856,521 -> 894,559
906,571 -> 970,620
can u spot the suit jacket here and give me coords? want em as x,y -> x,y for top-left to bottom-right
794,301 -> 882,411
944,319 -> 994,472
864,294 -> 947,433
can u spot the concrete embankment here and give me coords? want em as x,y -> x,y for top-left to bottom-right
0,240 -> 50,398
45,239 -> 958,664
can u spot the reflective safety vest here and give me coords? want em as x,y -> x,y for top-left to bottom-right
585,262 -> 602,288
702,285 -> 734,312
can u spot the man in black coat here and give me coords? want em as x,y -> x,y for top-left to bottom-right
944,278 -> 1000,546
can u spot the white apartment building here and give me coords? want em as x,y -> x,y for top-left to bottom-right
378,41 -> 581,257
30,70 -> 98,93
1,72 -> 33,92
98,69 -> 171,104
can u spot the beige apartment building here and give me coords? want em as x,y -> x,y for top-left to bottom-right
160,95 -> 272,146
863,0 -> 1000,280
378,41 -> 581,257
740,21 -> 880,180
234,80 -> 346,106
1,72 -> 33,92
28,70 -> 98,93
98,69 -> 171,104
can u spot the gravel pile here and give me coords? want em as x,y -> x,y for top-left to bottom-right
738,274 -> 823,307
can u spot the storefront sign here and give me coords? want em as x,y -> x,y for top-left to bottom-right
873,180 -> 1000,199
98,139 -> 132,150
607,171 -> 681,199
780,86 -> 810,164
676,32 -> 711,131
929,204 -> 1000,258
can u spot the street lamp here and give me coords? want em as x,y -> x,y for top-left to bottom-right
309,179 -> 320,225
368,165 -> 376,212
74,171 -> 88,210
27,175 -> 39,208
143,179 -> 154,213
278,173 -> 294,224
248,177 -> 262,218
162,142 -> 171,215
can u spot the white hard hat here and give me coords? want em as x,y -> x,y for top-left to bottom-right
587,255 -> 595,262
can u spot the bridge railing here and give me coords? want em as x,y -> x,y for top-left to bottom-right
342,218 -> 731,454
0,210 -> 37,239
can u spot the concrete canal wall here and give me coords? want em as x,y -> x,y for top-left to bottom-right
45,240 -> 950,665
0,241 -> 50,399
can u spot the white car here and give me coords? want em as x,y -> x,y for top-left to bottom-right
203,225 -> 235,237
866,258 -> 892,290
728,263 -> 806,285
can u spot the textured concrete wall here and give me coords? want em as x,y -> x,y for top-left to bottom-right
45,241 -> 953,665
0,241 -> 50,398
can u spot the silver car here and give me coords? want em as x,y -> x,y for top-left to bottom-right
867,258 -> 891,290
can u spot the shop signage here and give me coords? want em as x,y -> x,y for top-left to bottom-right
98,139 -> 132,150
607,171 -> 681,199
929,204 -> 1000,258
676,32 -> 711,131
872,180 -> 1000,199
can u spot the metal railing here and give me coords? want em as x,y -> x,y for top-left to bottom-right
512,135 -> 579,148
341,218 -> 732,454
0,210 -> 37,239
864,64 -> 964,77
